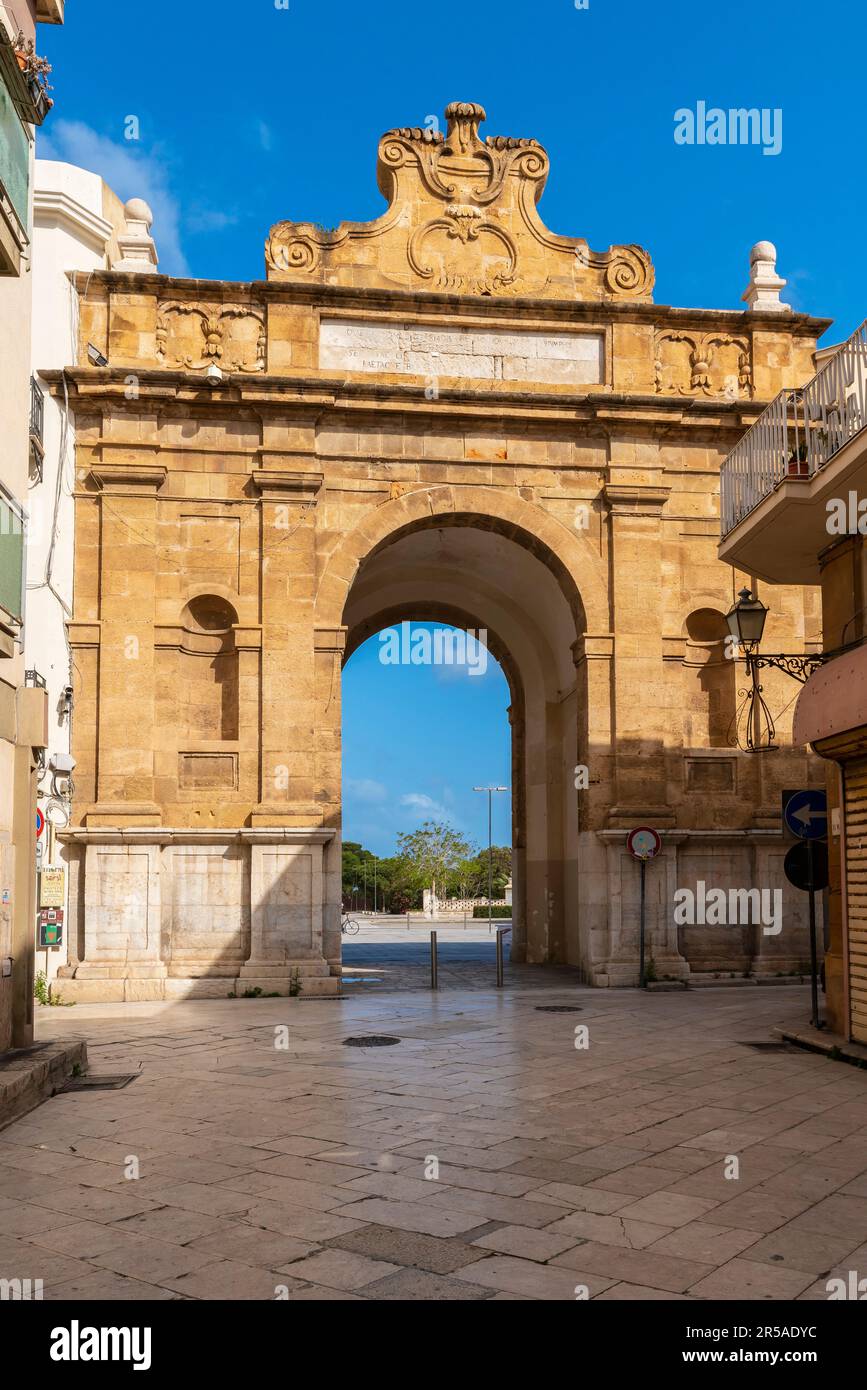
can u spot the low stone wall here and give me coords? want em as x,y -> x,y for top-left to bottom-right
0,1038 -> 88,1130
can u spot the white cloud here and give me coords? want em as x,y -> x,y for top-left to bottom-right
346,778 -> 388,804
399,792 -> 449,819
257,121 -> 274,152
38,120 -> 189,276
186,207 -> 240,235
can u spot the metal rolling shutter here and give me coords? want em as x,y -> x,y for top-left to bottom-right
845,755 -> 867,1043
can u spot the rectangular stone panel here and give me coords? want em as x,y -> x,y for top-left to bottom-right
319,318 -> 603,386
89,850 -> 152,960
686,758 -> 736,792
261,850 -> 314,956
169,846 -> 249,967
179,752 -> 238,790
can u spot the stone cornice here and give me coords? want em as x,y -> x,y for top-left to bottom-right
604,483 -> 672,515
91,462 -> 167,493
42,368 -> 765,434
596,828 -> 788,844
33,187 -> 113,253
67,621 -> 100,648
60,826 -> 337,846
314,626 -> 348,655
572,634 -> 615,663
153,624 -> 263,654
250,469 -> 323,503
68,269 -> 832,337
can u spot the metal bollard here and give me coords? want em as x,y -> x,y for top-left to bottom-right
430,930 -> 438,990
496,927 -> 511,988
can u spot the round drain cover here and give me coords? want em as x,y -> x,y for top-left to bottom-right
343,1035 -> 401,1047
535,1005 -> 582,1013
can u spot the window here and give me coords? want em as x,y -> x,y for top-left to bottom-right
0,66 -> 30,274
0,486 -> 26,632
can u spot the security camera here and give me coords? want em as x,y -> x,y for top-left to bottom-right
87,343 -> 108,367
49,752 -> 76,775
206,363 -> 224,386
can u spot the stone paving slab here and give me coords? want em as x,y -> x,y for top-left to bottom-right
0,983 -> 863,1300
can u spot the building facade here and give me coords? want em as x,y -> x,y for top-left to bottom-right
0,0 -> 64,1049
26,158 -> 131,989
50,101 -> 830,1002
720,320 -> 867,1040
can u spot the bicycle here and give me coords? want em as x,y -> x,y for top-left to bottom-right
341,914 -> 360,936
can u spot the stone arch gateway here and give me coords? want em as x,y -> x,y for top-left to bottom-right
53,101 -> 828,1000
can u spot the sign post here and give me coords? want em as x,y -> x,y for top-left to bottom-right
627,827 -> 662,988
783,790 -> 829,1031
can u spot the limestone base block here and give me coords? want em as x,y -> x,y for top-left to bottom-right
60,827 -> 338,1002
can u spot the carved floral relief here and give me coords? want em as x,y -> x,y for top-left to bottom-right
654,331 -> 752,399
156,302 -> 267,373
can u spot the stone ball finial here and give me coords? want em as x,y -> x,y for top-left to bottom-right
124,197 -> 153,228
751,240 -> 776,264
743,240 -> 788,313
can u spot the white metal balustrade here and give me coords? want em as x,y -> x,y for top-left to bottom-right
720,319 -> 867,537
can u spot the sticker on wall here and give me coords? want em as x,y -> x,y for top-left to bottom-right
39,868 -> 65,909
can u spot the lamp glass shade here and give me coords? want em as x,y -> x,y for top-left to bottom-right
726,589 -> 768,646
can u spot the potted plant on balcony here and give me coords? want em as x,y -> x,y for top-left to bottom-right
787,439 -> 809,477
13,32 -> 53,122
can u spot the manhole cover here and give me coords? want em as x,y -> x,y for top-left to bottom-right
58,1074 -> 139,1092
535,1005 -> 582,1013
342,1035 -> 401,1048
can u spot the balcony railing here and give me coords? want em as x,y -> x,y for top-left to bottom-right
28,376 -> 44,481
29,375 -> 44,442
720,319 -> 867,538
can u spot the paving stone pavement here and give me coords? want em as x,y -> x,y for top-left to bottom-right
3,975 -> 867,1301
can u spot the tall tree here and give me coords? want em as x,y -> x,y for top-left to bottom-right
395,821 -> 474,902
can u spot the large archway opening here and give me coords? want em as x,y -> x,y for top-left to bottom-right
341,619 -> 512,980
336,514 -> 587,969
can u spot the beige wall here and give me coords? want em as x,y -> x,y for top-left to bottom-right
0,0 -> 56,1047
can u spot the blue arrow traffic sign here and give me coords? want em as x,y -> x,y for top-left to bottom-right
784,789 -> 828,841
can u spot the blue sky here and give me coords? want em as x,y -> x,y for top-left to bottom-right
343,629 -> 512,857
37,0 -> 866,852
39,0 -> 865,337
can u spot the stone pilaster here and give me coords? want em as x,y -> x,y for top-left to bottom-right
603,480 -> 673,828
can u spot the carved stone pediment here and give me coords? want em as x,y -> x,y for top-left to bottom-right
654,330 -> 753,399
266,101 -> 654,303
156,302 -> 266,372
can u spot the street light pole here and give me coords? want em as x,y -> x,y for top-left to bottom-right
373,856 -> 377,916
473,786 -> 508,933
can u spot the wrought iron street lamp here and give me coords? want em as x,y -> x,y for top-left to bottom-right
725,588 -> 828,752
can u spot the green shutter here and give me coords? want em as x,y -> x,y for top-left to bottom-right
0,74 -> 29,232
0,497 -> 24,624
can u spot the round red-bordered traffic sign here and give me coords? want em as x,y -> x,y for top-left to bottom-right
627,826 -> 661,861
36,808 -> 45,839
